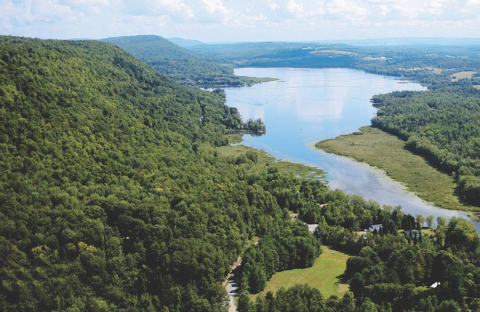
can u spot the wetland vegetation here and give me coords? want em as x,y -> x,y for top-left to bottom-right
316,126 -> 478,215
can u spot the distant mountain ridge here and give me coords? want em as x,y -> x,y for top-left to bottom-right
168,37 -> 204,48
312,37 -> 480,47
102,35 -> 198,60
101,35 -> 273,88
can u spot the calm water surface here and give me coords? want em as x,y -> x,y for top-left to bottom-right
225,68 -> 480,231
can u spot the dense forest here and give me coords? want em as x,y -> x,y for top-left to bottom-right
239,189 -> 480,312
0,36 -> 294,311
102,35 -> 271,88
370,86 -> 480,206
2,36 -> 480,312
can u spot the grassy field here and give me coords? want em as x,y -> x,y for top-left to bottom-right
216,142 -> 324,179
316,126 -> 479,214
249,246 -> 349,300
451,71 -> 477,82
226,133 -> 244,144
425,66 -> 443,74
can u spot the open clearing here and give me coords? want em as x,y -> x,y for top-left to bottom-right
398,67 -> 443,74
249,246 -> 349,300
316,126 -> 479,213
451,71 -> 476,82
425,66 -> 443,74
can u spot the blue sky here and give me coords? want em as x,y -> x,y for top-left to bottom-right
1,0 -> 480,42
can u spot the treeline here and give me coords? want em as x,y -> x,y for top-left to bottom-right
240,223 -> 321,294
213,89 -> 266,134
356,49 -> 480,86
370,87 -> 480,205
238,285 -> 360,312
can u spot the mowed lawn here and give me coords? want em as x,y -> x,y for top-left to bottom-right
250,246 -> 349,300
316,126 -> 478,213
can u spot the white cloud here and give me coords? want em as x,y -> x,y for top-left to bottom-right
265,0 -> 279,10
1,0 -> 77,23
112,14 -> 169,33
327,0 -> 370,20
379,4 -> 390,16
201,0 -> 232,22
467,0 -> 480,6
286,0 -> 303,14
1,0 -> 480,41
66,0 -> 111,5
158,0 -> 195,19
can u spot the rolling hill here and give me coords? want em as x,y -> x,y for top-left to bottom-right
0,36 -> 299,311
102,35 -> 273,88
168,37 -> 204,48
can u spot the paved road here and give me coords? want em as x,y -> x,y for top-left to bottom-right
224,257 -> 242,312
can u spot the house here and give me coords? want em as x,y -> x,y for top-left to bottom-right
404,230 -> 422,239
430,282 -> 441,289
365,224 -> 383,233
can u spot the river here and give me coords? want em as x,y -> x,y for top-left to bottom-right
225,67 -> 480,231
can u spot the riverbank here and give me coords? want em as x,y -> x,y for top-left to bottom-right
242,76 -> 278,86
316,126 -> 479,217
217,138 -> 324,180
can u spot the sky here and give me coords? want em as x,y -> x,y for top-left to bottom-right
1,0 -> 480,42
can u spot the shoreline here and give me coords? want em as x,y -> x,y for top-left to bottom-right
224,67 -> 479,226
315,126 -> 480,221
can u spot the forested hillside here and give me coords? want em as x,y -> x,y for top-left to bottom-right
0,36 -> 317,311
371,86 -> 480,207
2,36 -> 480,312
102,35 -> 272,88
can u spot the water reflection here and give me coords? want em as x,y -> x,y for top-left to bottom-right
225,68 -> 480,232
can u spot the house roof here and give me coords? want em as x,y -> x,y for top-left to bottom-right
366,224 -> 383,232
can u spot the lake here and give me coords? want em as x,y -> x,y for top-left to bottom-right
225,67 -> 480,231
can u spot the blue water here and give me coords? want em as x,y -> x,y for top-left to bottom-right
225,67 -> 480,231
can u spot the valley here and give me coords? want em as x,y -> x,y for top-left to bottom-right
2,28 -> 480,312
